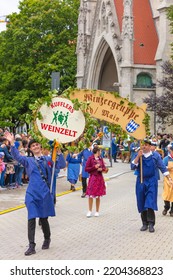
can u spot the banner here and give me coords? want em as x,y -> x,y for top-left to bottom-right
36,97 -> 85,143
70,89 -> 147,140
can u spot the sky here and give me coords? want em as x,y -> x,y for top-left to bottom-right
0,0 -> 20,32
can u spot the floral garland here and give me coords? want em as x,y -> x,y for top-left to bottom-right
25,87 -> 150,152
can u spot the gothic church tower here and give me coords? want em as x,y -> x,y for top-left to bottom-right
76,0 -> 173,133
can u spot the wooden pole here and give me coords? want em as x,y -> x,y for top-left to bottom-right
50,140 -> 59,194
140,140 -> 143,183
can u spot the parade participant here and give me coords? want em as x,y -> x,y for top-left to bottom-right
78,141 -> 93,198
111,134 -> 118,162
129,138 -> 140,168
66,150 -> 82,192
121,139 -> 130,163
162,145 -> 173,216
4,131 -> 66,256
131,139 -> 173,233
85,146 -> 108,217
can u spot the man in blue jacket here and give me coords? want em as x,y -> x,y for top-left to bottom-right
131,139 -> 173,233
4,131 -> 66,256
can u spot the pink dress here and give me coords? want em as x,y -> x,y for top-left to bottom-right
0,160 -> 5,173
85,155 -> 106,197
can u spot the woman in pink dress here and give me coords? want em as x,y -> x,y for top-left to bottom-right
85,146 -> 108,217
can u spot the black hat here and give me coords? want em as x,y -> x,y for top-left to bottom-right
28,139 -> 38,148
143,138 -> 151,145
150,141 -> 157,146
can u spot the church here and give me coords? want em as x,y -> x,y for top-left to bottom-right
76,0 -> 173,134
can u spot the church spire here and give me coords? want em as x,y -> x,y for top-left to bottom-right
76,0 -> 97,88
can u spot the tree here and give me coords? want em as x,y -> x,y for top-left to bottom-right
0,0 -> 80,131
143,61 -> 173,131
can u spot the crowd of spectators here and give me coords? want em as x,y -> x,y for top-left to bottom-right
111,133 -> 173,164
0,126 -> 173,190
0,129 -> 34,189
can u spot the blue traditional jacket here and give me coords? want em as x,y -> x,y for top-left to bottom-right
66,153 -> 82,182
78,148 -> 93,178
131,151 -> 167,213
11,146 -> 66,219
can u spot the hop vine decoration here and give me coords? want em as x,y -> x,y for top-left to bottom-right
26,87 -> 149,151
97,132 -> 104,138
25,88 -> 101,152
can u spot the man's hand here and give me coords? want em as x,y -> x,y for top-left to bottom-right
137,150 -> 143,157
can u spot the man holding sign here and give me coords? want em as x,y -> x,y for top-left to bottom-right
3,97 -> 85,256
4,131 -> 66,256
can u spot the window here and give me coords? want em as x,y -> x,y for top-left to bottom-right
136,73 -> 152,88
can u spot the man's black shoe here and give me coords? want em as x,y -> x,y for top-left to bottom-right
149,223 -> 155,233
25,243 -> 36,256
42,239 -> 51,250
140,224 -> 148,231
162,209 -> 168,216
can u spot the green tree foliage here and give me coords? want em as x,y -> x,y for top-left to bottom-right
0,0 -> 80,130
143,61 -> 173,130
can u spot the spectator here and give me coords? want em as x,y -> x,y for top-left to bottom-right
14,139 -> 26,187
0,152 -> 5,188
159,134 -> 170,157
0,138 -> 15,187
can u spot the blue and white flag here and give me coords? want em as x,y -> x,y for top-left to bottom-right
126,119 -> 140,133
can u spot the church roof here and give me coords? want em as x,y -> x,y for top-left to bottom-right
114,0 -> 158,65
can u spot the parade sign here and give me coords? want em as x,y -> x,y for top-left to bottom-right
102,126 -> 111,148
36,97 -> 85,143
70,89 -> 147,140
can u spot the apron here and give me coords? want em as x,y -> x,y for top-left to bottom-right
162,161 -> 173,202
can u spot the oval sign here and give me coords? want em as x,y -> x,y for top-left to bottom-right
36,97 -> 85,143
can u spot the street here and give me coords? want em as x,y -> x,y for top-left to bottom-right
0,160 -> 173,261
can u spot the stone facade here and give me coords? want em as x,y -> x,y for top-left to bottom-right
76,0 -> 173,134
